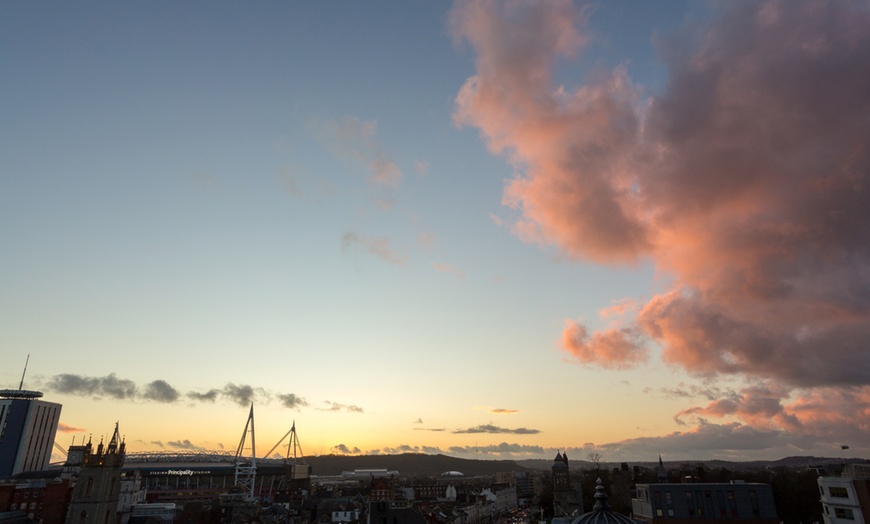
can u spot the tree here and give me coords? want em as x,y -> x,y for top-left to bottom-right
587,452 -> 602,475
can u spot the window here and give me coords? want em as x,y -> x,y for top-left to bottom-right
652,490 -> 663,516
750,490 -> 759,516
829,487 -> 849,498
834,507 -> 855,520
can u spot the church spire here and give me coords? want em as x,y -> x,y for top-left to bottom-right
657,454 -> 667,483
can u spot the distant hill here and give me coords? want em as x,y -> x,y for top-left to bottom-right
300,454 -> 868,478
516,456 -> 868,473
304,453 -> 532,478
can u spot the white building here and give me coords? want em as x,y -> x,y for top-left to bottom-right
819,464 -> 870,524
0,389 -> 62,478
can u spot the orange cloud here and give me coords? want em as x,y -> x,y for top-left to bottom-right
433,262 -> 466,279
452,0 -> 649,264
672,384 -> 870,448
57,422 -> 85,433
452,0 -> 870,392
562,320 -> 648,369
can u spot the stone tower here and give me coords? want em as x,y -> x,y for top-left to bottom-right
552,451 -> 583,516
67,423 -> 125,524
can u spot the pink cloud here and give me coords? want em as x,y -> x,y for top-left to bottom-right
451,0 -> 649,264
310,116 -> 402,186
452,0 -> 870,392
562,320 -> 647,369
433,262 -> 466,279
57,422 -> 85,433
672,384 -> 870,448
341,231 -> 406,266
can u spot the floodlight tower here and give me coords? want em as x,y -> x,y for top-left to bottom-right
234,404 -> 257,500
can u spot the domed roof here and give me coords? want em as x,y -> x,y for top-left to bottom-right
570,478 -> 636,524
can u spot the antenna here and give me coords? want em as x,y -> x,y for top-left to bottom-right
19,354 -> 30,390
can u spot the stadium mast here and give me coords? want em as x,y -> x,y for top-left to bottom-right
234,403 -> 257,500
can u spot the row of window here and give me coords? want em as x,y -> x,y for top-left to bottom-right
9,502 -> 42,510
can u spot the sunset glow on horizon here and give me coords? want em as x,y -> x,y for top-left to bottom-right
2,0 -> 868,464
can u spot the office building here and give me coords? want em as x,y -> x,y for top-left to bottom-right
0,389 -> 62,478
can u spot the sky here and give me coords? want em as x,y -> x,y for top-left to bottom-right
2,0 -> 869,465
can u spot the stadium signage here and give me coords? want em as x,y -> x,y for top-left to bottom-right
155,469 -> 211,476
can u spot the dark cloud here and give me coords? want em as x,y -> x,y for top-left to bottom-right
331,444 -> 360,454
414,427 -> 446,432
600,420 -> 784,455
143,380 -> 180,403
380,444 -> 421,454
452,424 -> 540,435
44,374 -> 307,412
278,393 -> 308,409
151,441 -> 165,448
448,443 -> 546,456
167,439 -> 205,451
187,389 -> 219,402
489,408 -> 519,414
318,401 -> 364,413
221,383 -> 257,407
46,373 -> 137,400
649,383 -> 726,402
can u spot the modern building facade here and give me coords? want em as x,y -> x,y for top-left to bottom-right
819,464 -> 870,524
0,389 -> 62,478
632,481 -> 778,524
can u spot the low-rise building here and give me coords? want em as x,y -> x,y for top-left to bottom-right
632,481 -> 778,524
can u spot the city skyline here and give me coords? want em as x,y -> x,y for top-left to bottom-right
2,1 -> 869,463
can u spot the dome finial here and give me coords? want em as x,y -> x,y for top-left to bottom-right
569,478 -> 634,524
592,477 -> 610,511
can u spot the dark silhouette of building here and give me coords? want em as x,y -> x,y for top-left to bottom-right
0,478 -> 73,524
66,423 -> 126,524
552,452 -> 583,516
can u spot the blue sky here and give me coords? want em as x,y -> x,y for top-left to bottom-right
2,1 -> 868,463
